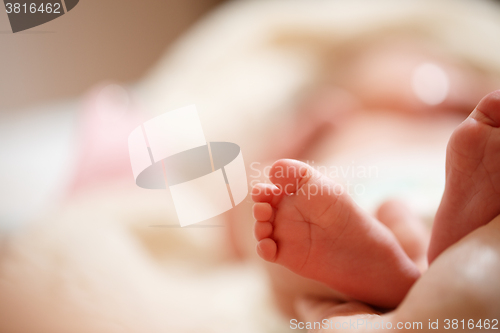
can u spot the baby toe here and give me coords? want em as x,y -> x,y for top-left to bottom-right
252,202 -> 273,221
472,89 -> 500,127
251,183 -> 283,206
269,159 -> 313,195
254,221 -> 273,241
256,238 -> 277,262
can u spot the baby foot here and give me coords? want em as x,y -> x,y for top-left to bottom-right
376,200 -> 429,272
252,159 -> 420,308
428,90 -> 500,262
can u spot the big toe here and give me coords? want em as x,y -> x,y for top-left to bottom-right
471,89 -> 500,128
447,89 -> 500,167
268,159 -> 313,195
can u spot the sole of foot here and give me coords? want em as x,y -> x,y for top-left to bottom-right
429,90 -> 500,263
252,159 -> 420,308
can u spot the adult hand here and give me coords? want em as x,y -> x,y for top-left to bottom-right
295,214 -> 500,332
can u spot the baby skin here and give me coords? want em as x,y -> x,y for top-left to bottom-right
252,90 -> 500,309
252,160 -> 420,309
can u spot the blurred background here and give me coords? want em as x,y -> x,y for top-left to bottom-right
0,0 -> 224,111
0,0 -> 225,230
1,0 -> 500,332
